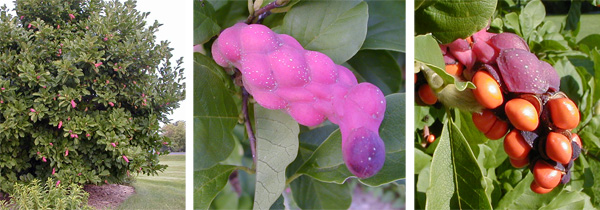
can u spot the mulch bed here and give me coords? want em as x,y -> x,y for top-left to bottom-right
84,184 -> 135,209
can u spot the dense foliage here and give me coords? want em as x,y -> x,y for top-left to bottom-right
0,0 -> 184,193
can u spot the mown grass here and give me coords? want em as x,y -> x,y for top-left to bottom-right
117,154 -> 185,210
545,14 -> 600,41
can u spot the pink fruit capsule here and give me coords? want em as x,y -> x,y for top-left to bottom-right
65,149 -> 69,157
108,102 -> 114,107
56,180 -> 60,186
77,173 -> 82,176
71,100 -> 77,108
111,143 -> 116,147
1,87 -> 4,90
123,155 -> 130,163
42,157 -> 47,162
86,133 -> 91,137
69,14 -> 75,19
58,121 -> 63,129
52,168 -> 56,175
30,108 -> 36,112
49,142 -> 53,146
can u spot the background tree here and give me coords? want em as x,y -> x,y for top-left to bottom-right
161,121 -> 185,152
0,0 -> 185,193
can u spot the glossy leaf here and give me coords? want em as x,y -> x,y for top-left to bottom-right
194,164 -> 237,210
253,106 -> 299,210
415,0 -> 496,44
277,0 -> 368,64
361,0 -> 405,52
194,53 -> 238,170
426,120 -> 492,210
519,0 -> 546,40
348,50 -> 403,95
194,0 -> 221,45
290,176 -> 352,209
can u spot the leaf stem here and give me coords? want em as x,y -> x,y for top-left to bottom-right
285,173 -> 302,186
242,87 -> 258,166
236,165 -> 256,175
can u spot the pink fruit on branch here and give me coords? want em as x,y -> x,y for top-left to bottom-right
212,23 -> 387,179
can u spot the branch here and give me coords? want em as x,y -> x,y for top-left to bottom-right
242,87 -> 257,166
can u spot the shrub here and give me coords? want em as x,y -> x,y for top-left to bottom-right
0,0 -> 185,193
0,178 -> 93,210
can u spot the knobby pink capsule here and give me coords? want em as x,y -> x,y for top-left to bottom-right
52,168 -> 55,175
56,180 -> 60,187
95,62 -> 102,68
30,108 -> 36,112
86,133 -> 91,137
58,121 -> 63,129
123,155 -> 129,163
49,142 -> 53,146
42,157 -> 47,162
108,102 -> 114,107
71,100 -> 77,108
65,149 -> 69,157
111,142 -> 117,147
69,14 -> 75,19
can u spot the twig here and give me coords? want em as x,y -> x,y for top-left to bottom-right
242,87 -> 257,166
245,0 -> 287,24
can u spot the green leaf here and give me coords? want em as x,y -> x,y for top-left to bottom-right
348,50 -> 403,95
295,94 -> 405,186
519,0 -> 546,41
554,58 -> 584,106
415,0 -> 497,44
194,53 -> 238,170
496,172 -> 593,209
290,176 -> 352,209
194,0 -> 221,45
426,120 -> 492,210
564,0 -> 582,36
269,195 -> 285,210
193,164 -> 237,210
361,0 -> 405,52
415,149 -> 432,175
455,109 -> 488,146
214,0 -> 249,29
277,0 -> 368,64
253,106 -> 299,210
578,34 -> 600,51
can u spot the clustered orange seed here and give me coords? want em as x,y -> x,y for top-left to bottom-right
416,27 -> 584,194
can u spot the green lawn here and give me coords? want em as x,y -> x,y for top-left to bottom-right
117,154 -> 186,210
545,14 -> 600,41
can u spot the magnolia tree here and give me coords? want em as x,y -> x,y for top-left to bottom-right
0,0 -> 184,193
